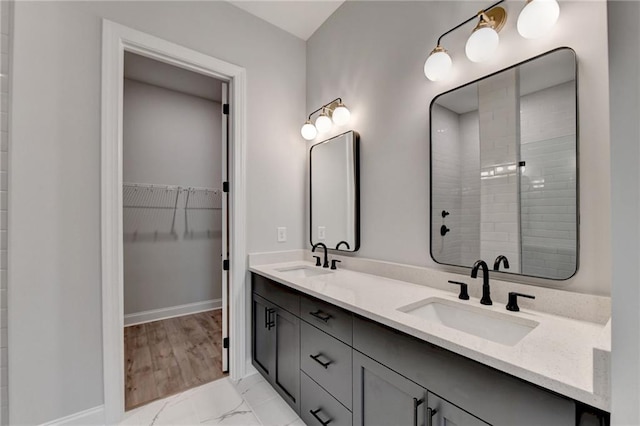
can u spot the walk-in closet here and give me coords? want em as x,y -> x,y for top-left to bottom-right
121,52 -> 228,410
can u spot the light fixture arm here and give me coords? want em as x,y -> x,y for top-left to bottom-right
435,0 -> 505,46
307,97 -> 343,121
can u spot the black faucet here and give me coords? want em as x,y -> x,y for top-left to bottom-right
493,255 -> 510,271
335,241 -> 350,250
506,292 -> 535,312
312,243 -> 329,268
470,260 -> 492,305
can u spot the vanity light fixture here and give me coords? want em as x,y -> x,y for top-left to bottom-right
331,101 -> 351,126
424,46 -> 452,82
465,7 -> 506,63
517,0 -> 560,39
315,109 -> 333,133
423,0 -> 560,81
301,120 -> 318,140
301,98 -> 351,141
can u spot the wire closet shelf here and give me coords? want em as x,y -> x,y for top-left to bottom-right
122,182 -> 223,240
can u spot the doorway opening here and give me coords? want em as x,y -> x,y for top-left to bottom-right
121,52 -> 230,410
101,20 -> 248,424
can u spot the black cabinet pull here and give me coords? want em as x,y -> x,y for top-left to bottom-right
310,408 -> 332,426
413,398 -> 424,426
309,353 -> 333,369
427,407 -> 438,426
263,306 -> 268,329
266,308 -> 276,330
309,310 -> 332,323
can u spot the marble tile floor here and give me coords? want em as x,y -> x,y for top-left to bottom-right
119,373 -> 306,426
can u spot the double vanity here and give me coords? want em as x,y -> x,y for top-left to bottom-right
264,46 -> 609,425
249,254 -> 610,426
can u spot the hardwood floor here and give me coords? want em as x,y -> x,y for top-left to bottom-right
124,310 -> 226,410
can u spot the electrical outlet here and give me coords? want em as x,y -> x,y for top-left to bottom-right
277,227 -> 287,242
318,226 -> 326,240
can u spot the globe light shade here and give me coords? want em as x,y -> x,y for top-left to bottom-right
424,46 -> 453,82
301,121 -> 317,141
465,27 -> 500,63
517,0 -> 560,39
315,113 -> 332,133
332,104 -> 351,125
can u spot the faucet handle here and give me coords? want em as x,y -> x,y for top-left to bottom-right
313,256 -> 322,267
448,280 -> 469,300
330,259 -> 341,270
506,292 -> 535,312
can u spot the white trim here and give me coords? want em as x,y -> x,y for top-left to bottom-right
40,406 -> 105,426
124,299 -> 222,327
221,81 -> 229,372
245,361 -> 258,377
101,20 -> 247,424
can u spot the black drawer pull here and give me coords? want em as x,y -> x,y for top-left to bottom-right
309,353 -> 333,369
266,308 -> 276,330
427,407 -> 438,426
264,306 -> 268,329
310,408 -> 333,426
310,310 -> 332,323
413,398 -> 424,426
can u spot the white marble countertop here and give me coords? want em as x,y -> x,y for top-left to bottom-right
249,259 -> 611,411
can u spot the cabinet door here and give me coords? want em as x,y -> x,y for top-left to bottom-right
274,307 -> 301,411
252,294 -> 275,377
427,393 -> 490,426
353,351 -> 427,426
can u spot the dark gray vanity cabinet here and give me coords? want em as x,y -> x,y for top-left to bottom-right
301,372 -> 353,426
251,276 -> 301,412
273,307 -> 301,409
353,351 -> 427,426
353,351 -> 489,426
252,294 -> 276,376
251,273 -> 605,426
352,317 -> 575,426
428,393 -> 490,426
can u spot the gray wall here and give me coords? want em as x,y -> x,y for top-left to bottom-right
0,1 -> 9,424
306,1 -> 611,296
9,1 -> 306,424
608,2 -> 640,424
123,79 -> 222,316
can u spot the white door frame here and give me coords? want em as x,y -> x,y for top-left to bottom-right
220,81 -> 229,373
101,20 -> 247,423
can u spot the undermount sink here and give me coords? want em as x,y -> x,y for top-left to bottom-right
275,266 -> 333,279
398,298 -> 539,346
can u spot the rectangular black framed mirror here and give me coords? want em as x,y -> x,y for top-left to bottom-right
310,130 -> 360,252
430,47 -> 578,280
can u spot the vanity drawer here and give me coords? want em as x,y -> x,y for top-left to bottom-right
301,372 -> 352,426
300,294 -> 352,344
252,273 -> 300,316
301,321 -> 352,409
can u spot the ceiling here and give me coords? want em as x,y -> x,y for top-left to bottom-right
124,52 -> 223,102
229,1 -> 345,40
435,50 -> 576,115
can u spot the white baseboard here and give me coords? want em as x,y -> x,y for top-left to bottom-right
245,361 -> 258,377
40,405 -> 105,426
124,299 -> 221,326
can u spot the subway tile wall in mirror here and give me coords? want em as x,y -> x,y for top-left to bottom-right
430,48 -> 577,280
